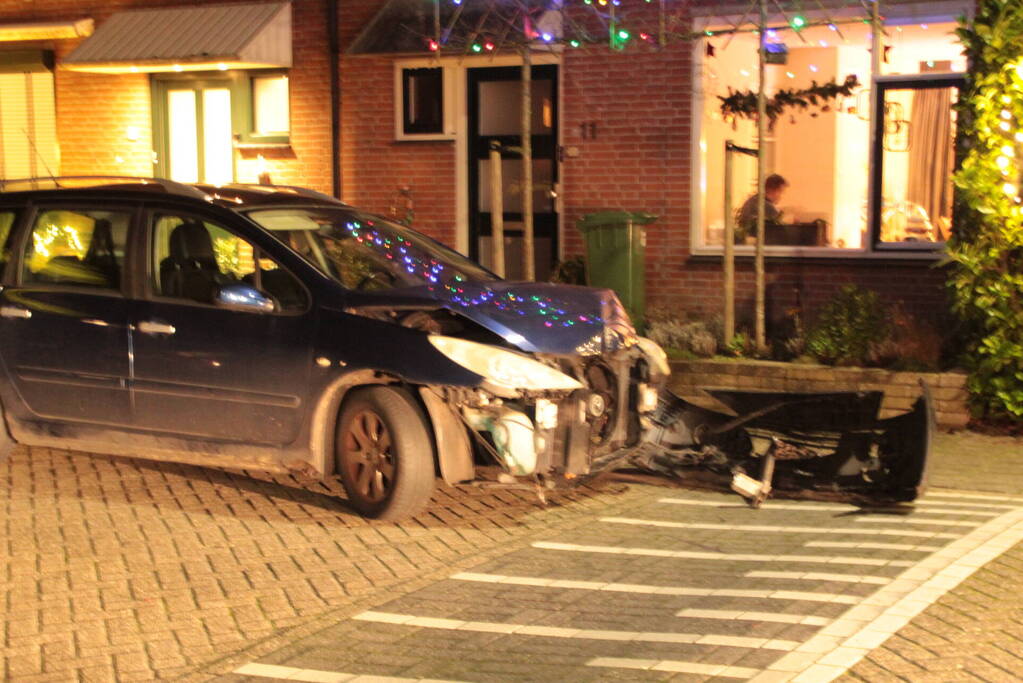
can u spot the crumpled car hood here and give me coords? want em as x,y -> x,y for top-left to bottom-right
345,281 -> 637,355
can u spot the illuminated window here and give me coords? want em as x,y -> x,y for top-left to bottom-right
695,18 -> 965,254
252,74 -> 290,135
22,209 -> 130,290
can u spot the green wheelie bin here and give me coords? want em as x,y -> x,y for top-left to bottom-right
577,210 -> 657,329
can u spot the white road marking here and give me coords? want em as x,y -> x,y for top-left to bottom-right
587,656 -> 761,678
450,571 -> 859,604
926,490 -> 1023,503
752,506 -> 1023,683
676,609 -> 830,626
233,662 -> 463,682
854,516 -> 982,528
745,571 -> 891,585
601,516 -> 960,539
803,541 -> 942,553
532,541 -> 914,567
658,496 -> 1004,515
352,611 -> 801,650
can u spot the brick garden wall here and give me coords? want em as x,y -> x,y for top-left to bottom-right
667,358 -> 970,427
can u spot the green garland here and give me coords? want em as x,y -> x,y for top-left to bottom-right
950,0 -> 1023,419
718,74 -> 860,126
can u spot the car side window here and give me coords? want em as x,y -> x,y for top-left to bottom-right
0,211 -> 18,279
151,213 -> 308,312
21,209 -> 130,290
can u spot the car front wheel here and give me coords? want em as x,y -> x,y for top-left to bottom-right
335,386 -> 435,520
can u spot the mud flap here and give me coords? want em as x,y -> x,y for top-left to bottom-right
633,382 -> 935,506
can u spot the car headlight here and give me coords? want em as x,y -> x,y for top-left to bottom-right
429,335 -> 583,395
635,336 -> 670,377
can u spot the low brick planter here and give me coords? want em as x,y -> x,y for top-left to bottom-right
667,358 -> 970,428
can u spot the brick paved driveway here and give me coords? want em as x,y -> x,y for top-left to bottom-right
2,430 -> 1022,682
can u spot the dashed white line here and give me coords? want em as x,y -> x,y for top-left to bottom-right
352,611 -> 801,650
450,571 -> 859,604
233,663 -> 464,682
587,656 -> 761,678
854,516 -> 982,528
532,541 -> 914,567
803,541 -> 942,553
600,516 -> 960,539
676,608 -> 830,626
745,570 -> 891,585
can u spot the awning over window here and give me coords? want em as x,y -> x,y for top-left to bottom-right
62,2 -> 291,74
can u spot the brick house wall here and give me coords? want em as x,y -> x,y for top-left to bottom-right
0,0 -> 957,333
0,0 -> 333,194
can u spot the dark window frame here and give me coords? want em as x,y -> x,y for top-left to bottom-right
401,66 -> 445,136
869,73 -> 966,251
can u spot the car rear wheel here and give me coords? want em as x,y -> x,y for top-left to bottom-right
335,386 -> 435,520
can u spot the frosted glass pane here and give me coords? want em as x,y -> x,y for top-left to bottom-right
253,76 -> 290,134
168,89 -> 198,183
478,80 -> 553,136
202,88 -> 233,185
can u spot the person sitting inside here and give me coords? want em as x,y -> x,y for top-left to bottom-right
736,173 -> 788,243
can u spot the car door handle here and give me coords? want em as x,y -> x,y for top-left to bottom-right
136,320 -> 176,335
0,305 -> 31,319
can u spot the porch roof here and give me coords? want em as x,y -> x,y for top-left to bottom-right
62,2 -> 291,74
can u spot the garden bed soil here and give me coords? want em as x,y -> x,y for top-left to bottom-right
668,358 -> 969,428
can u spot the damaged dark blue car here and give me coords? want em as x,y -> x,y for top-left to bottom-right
0,178 -> 932,519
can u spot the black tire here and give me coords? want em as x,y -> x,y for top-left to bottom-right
0,399 -> 15,463
335,386 -> 435,520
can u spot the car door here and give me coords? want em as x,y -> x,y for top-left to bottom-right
129,207 -> 314,445
0,202 -> 135,425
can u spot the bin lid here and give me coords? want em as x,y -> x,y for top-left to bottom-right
577,210 -> 658,231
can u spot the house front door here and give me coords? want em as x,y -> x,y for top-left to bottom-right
468,65 -> 558,281
153,79 -> 234,185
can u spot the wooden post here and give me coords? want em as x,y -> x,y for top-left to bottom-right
488,141 -> 505,277
521,47 -> 535,281
754,0 -> 767,352
724,140 -> 735,344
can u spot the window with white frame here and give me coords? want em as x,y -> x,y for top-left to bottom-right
695,14 -> 966,254
394,62 -> 455,140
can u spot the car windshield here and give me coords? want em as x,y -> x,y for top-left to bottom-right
245,207 -> 497,291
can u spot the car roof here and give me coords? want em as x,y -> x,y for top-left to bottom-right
0,176 -> 350,211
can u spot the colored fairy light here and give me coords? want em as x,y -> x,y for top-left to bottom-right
484,41 -> 495,51
428,39 -> 439,51
791,15 -> 807,29
569,39 -> 580,47
1001,121 -> 1011,131
1002,109 -> 1012,120
705,29 -> 714,36
786,71 -> 795,78
1002,145 -> 1015,157
828,23 -> 838,31
819,40 -> 828,47
809,64 -> 819,72
541,32 -> 553,42
1003,182 -> 1017,196
471,43 -> 482,53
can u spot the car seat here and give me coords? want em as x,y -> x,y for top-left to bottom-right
159,221 -> 230,302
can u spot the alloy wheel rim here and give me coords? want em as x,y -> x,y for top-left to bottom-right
343,410 -> 395,503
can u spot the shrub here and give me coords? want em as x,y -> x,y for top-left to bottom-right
805,285 -> 891,366
949,1 -> 1023,419
646,312 -> 718,358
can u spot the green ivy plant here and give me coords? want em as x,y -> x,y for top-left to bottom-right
718,75 -> 860,128
950,0 -> 1023,419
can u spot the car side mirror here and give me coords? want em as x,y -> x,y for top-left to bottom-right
214,284 -> 276,313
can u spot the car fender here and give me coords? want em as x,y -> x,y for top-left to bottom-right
419,387 -> 474,485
